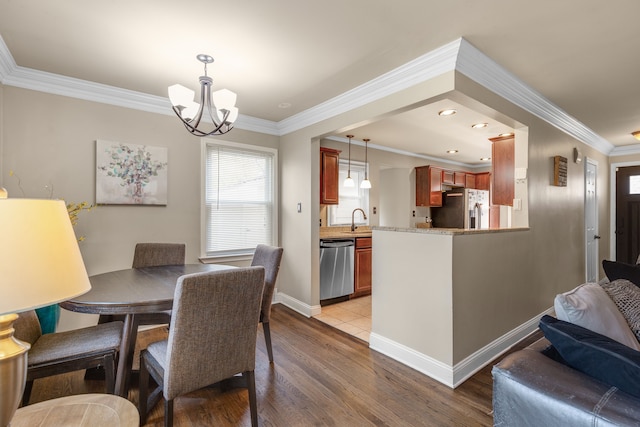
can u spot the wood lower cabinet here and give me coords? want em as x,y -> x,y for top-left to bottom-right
353,237 -> 372,298
415,166 -> 443,207
320,147 -> 341,204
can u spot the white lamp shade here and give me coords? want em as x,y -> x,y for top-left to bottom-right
360,179 -> 372,189
217,106 -> 239,125
168,84 -> 195,108
211,88 -> 237,111
182,101 -> 200,121
343,176 -> 355,187
0,199 -> 91,316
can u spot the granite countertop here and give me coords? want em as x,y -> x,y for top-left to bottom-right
320,226 -> 372,239
372,226 -> 529,235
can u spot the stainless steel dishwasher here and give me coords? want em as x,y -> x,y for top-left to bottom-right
319,238 -> 355,301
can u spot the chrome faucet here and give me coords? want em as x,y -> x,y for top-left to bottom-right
351,208 -> 368,232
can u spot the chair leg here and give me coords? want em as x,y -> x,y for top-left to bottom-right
139,351 -> 149,425
165,398 -> 174,427
244,370 -> 258,427
262,321 -> 274,363
104,353 -> 116,394
21,380 -> 34,407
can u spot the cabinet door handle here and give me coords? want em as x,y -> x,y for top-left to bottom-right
594,235 -> 601,239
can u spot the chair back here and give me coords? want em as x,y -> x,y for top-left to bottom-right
163,266 -> 265,400
13,310 -> 42,346
251,244 -> 284,323
132,243 -> 186,268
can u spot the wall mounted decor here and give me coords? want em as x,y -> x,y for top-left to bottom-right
96,140 -> 168,205
553,155 -> 567,187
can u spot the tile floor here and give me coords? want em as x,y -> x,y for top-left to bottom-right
313,295 -> 372,342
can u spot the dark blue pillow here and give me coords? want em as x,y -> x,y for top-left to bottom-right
602,260 -> 640,286
539,315 -> 640,398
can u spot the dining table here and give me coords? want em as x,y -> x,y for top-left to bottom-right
59,263 -> 235,397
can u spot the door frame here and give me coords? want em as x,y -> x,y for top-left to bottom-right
609,160 -> 640,260
584,157 -> 598,282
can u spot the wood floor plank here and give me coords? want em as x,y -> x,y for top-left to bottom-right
26,304 -> 540,426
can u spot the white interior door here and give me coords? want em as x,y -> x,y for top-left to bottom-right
585,158 -> 599,282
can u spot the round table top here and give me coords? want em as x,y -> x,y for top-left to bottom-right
60,264 -> 235,315
12,393 -> 139,427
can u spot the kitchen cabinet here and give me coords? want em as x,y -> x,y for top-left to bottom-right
442,170 -> 455,185
415,166 -> 443,207
320,147 -> 341,204
475,172 -> 491,191
465,173 -> 476,189
454,172 -> 466,187
353,237 -> 372,298
490,135 -> 515,206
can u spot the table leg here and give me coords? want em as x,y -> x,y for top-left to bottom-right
114,313 -> 138,397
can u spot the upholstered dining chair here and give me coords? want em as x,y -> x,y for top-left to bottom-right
98,242 -> 186,326
138,266 -> 265,427
14,310 -> 123,406
251,244 -> 284,363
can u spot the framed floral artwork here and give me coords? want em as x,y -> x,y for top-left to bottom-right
96,140 -> 168,205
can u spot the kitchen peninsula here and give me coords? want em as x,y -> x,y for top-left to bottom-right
368,225 -> 534,389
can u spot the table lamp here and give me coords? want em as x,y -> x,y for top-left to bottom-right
0,197 -> 91,427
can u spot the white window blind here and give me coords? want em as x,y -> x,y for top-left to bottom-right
205,142 -> 276,257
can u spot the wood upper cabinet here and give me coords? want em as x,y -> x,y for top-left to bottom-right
416,166 -> 443,207
320,147 -> 341,205
475,172 -> 491,191
490,135 -> 515,206
442,170 -> 455,185
454,172 -> 466,187
353,237 -> 372,298
465,173 -> 476,189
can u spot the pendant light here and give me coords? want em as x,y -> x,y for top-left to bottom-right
344,135 -> 355,187
360,138 -> 372,189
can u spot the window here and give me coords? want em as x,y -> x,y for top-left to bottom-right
203,140 -> 277,257
328,159 -> 369,226
630,175 -> 640,195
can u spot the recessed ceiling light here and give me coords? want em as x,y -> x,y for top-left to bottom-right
472,123 -> 488,129
480,157 -> 491,161
632,130 -> 640,141
498,132 -> 513,137
438,109 -> 457,116
447,150 -> 458,154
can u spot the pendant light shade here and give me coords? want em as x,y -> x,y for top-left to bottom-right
360,138 -> 372,189
344,135 -> 355,187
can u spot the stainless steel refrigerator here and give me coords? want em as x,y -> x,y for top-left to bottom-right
430,188 -> 490,229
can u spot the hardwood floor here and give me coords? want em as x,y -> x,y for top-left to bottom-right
26,305 -> 541,426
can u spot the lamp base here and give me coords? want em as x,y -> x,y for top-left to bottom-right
0,313 -> 30,427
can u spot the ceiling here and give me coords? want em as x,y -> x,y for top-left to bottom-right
1,0 -> 639,165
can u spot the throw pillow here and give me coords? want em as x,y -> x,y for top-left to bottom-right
602,260 -> 640,286
539,315 -> 640,398
601,279 -> 640,342
554,283 -> 640,350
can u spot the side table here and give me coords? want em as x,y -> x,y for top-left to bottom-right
12,393 -> 139,426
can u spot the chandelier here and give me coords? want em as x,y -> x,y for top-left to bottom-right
168,54 -> 238,137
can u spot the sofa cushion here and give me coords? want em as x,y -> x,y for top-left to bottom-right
554,283 -> 640,350
602,260 -> 640,286
539,315 -> 640,399
601,279 -> 640,342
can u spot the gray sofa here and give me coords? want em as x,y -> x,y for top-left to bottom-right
492,337 -> 640,426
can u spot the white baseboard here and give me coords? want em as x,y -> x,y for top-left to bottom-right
275,292 -> 321,318
370,306 -> 553,388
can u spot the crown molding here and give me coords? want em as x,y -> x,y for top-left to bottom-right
277,39 -> 461,135
608,144 -> 640,157
455,38 -> 614,155
0,35 -> 629,156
